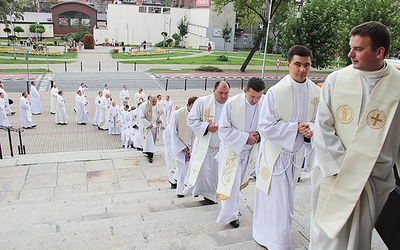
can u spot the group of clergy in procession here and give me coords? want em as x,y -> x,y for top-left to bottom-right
1,21 -> 398,250
159,23 -> 400,250
0,81 -> 40,129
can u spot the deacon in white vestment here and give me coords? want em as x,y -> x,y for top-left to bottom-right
138,95 -> 163,163
216,77 -> 265,228
78,83 -> 88,98
98,94 -> 112,130
131,107 -> 142,150
30,81 -> 42,115
75,90 -> 88,125
134,88 -> 147,107
19,92 -> 37,129
184,80 -> 230,203
92,91 -> 102,126
163,123 -> 177,189
55,90 -> 67,125
121,106 -> 133,148
170,96 -> 198,197
253,45 -> 320,250
310,22 -> 400,250
119,85 -> 130,106
164,95 -> 174,127
0,83 -> 15,115
0,92 -> 11,127
108,101 -> 121,135
102,84 -> 111,97
50,83 -> 59,114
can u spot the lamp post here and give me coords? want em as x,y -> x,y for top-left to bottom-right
293,0 -> 304,45
261,0 -> 272,79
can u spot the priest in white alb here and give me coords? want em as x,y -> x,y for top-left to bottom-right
170,96 -> 198,198
92,91 -> 102,126
253,45 -> 320,249
75,90 -> 88,125
310,21 -> 400,250
184,80 -> 230,204
50,83 -> 59,114
138,94 -> 163,163
107,101 -> 121,135
216,77 -> 265,228
20,92 -> 37,129
30,81 -> 42,115
119,85 -> 130,106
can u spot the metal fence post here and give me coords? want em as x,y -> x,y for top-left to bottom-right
184,79 -> 187,90
204,79 -> 207,90
241,78 -> 244,90
117,62 -> 119,71
165,79 -> 169,91
7,128 -> 13,157
80,62 -> 83,71
64,62 -> 67,71
99,62 -> 101,71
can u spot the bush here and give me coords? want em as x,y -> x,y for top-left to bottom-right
217,55 -> 228,61
195,65 -> 223,72
84,34 -> 95,49
112,49 -> 119,53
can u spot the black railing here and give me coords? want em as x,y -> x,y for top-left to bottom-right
0,125 -> 26,159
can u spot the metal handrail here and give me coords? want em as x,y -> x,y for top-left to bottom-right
0,125 -> 26,158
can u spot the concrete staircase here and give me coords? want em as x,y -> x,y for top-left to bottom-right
1,147 -> 384,249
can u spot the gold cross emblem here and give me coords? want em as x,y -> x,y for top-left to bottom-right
366,109 -> 386,130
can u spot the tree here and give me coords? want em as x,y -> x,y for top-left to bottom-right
13,25 -> 24,37
0,0 -> 36,23
279,0 -> 400,68
3,26 -> 11,45
222,21 -> 232,52
172,33 -> 181,46
213,0 -> 291,72
29,23 -> 45,41
177,16 -> 188,47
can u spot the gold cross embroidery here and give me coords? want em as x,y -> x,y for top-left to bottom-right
371,113 -> 382,126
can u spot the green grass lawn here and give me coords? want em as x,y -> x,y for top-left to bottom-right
0,58 -> 73,64
111,50 -> 193,59
0,68 -> 51,73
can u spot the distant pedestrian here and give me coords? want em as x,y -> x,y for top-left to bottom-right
208,42 -> 212,52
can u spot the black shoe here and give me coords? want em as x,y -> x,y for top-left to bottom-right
229,219 -> 240,228
203,197 -> 217,205
11,111 -> 15,115
148,157 -> 153,163
177,194 -> 184,198
169,182 -> 177,189
31,124 -> 37,128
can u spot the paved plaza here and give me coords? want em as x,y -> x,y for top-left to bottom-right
0,47 -> 387,249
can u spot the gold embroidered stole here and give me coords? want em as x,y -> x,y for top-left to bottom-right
177,107 -> 189,147
216,93 -> 263,200
256,76 -> 320,194
187,94 -> 215,186
143,101 -> 162,141
315,64 -> 400,239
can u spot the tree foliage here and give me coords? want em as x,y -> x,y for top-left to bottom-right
172,33 -> 182,46
213,0 -> 291,72
279,0 -> 400,68
64,25 -> 90,42
0,0 -> 36,23
222,21 -> 232,52
177,16 -> 188,47
13,25 -> 24,36
84,34 -> 95,49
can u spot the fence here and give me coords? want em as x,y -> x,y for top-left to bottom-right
0,126 -> 26,159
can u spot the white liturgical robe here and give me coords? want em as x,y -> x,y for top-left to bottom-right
30,85 -> 42,115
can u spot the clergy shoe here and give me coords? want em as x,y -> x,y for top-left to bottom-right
31,124 -> 37,128
169,181 -> 177,189
148,156 -> 153,163
50,112 -> 55,114
203,197 -> 217,205
11,112 -> 15,115
177,194 -> 184,198
229,219 -> 240,228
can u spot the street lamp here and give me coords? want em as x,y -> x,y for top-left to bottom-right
294,0 -> 304,45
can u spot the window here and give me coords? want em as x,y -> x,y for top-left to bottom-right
243,36 -> 248,45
